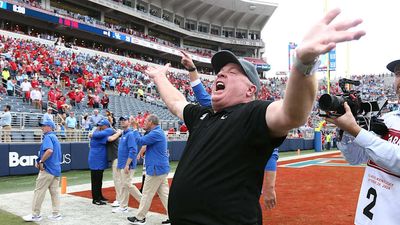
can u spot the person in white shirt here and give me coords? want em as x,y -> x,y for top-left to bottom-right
0,105 -> 12,142
42,108 -> 54,122
21,79 -> 32,103
30,87 -> 42,109
326,59 -> 400,225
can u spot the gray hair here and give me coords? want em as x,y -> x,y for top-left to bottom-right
147,114 -> 159,125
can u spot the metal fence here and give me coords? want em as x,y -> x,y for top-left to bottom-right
0,128 -> 190,143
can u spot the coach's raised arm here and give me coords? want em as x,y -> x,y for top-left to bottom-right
145,8 -> 365,135
142,8 -> 366,225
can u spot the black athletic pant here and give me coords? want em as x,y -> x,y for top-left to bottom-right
91,170 -> 104,201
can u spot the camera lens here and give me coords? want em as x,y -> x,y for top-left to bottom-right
318,94 -> 344,112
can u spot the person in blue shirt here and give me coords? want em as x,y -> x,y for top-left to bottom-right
110,116 -> 142,213
23,120 -> 63,222
127,114 -> 170,225
65,111 -> 77,141
110,77 -> 116,91
180,50 -> 280,210
6,77 -> 14,96
88,118 -> 114,205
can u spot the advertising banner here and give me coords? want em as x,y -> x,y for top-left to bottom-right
0,144 -> 9,176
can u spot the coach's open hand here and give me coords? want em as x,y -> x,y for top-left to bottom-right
296,8 -> 366,64
145,63 -> 171,80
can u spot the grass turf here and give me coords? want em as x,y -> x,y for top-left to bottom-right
0,209 -> 36,225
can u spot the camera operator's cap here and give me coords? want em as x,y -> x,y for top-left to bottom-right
386,59 -> 400,72
119,115 -> 129,121
97,119 -> 110,127
211,50 -> 261,94
39,120 -> 56,130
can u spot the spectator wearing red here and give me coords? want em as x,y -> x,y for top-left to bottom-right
67,87 -> 76,107
54,88 -> 62,101
179,123 -> 188,133
31,77 -> 39,89
43,78 -> 53,87
47,87 -> 57,106
63,75 -> 71,88
100,93 -> 109,109
135,112 -> 145,128
8,60 -> 17,77
25,64 -> 33,76
168,127 -> 176,135
87,90 -> 94,108
76,76 -> 85,86
143,110 -> 150,120
75,88 -> 85,109
86,79 -> 95,92
56,96 -> 69,114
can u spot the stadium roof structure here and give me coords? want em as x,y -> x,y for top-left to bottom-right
162,0 -> 277,31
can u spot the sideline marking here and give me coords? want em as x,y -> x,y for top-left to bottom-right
280,157 -> 365,168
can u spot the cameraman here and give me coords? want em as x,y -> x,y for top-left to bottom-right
326,59 -> 400,225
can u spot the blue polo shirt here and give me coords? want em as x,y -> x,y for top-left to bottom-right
117,129 -> 140,169
137,125 -> 169,176
89,128 -> 114,170
38,132 -> 62,177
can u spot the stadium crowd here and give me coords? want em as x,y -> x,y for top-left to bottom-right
9,0 -> 216,58
0,34 -> 397,134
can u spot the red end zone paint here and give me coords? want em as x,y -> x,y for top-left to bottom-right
71,153 -> 364,224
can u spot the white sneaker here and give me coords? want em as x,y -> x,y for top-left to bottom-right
48,214 -> 63,221
22,214 -> 42,222
110,200 -> 120,207
112,207 -> 128,213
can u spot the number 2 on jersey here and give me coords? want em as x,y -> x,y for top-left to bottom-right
363,187 -> 377,220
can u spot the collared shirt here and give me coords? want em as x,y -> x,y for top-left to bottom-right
191,80 -> 280,172
21,81 -> 32,92
65,116 -> 77,129
0,111 -> 11,126
137,125 -> 169,176
117,128 -> 140,169
89,127 -> 114,170
169,102 -> 286,225
339,128 -> 400,174
38,131 -> 62,177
